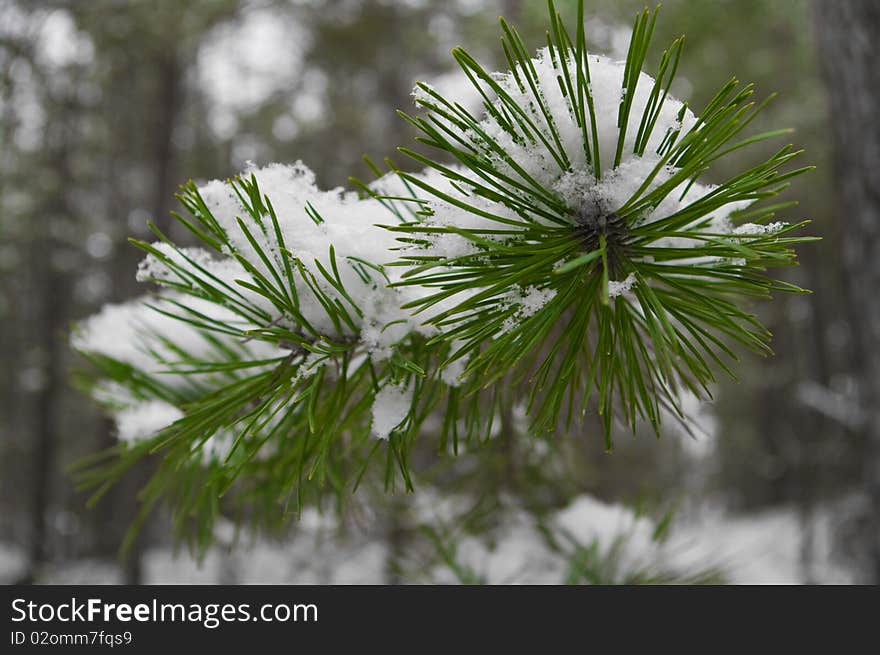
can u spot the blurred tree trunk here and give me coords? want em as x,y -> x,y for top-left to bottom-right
21,96 -> 76,583
814,0 -> 880,583
0,51 -> 20,540
150,50 -> 182,235
24,233 -> 64,583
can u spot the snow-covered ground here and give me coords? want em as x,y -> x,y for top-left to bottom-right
0,500 -> 855,585
0,542 -> 27,583
672,507 -> 852,584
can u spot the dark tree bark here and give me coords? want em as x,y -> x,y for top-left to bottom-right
814,0 -> 880,583
24,237 -> 65,583
20,97 -> 75,584
150,50 -> 182,235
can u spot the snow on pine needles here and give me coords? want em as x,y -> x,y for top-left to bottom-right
70,1 -> 814,543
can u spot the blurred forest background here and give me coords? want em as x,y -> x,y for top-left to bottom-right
1,0 -> 878,584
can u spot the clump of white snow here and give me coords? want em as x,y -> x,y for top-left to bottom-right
138,162 -> 450,360
415,50 -> 699,196
518,285 -> 557,317
72,293 -> 282,383
75,160 -> 493,457
440,342 -> 470,387
733,221 -> 787,236
72,292 -> 291,450
608,272 -> 636,298
410,47 -> 761,275
499,285 -> 558,334
115,401 -> 184,444
371,383 -> 413,440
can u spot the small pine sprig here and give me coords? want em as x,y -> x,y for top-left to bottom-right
381,0 -> 816,446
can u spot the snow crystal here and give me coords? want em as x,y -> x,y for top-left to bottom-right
371,383 -> 413,440
608,272 -> 636,298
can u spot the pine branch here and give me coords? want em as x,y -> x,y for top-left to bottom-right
387,0 -> 815,443
69,0 -> 815,547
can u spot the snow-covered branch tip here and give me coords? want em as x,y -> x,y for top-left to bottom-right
71,0 -> 815,541
386,0 -> 815,443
